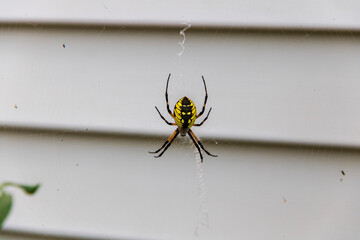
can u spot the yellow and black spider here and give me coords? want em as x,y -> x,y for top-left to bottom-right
149,74 -> 217,162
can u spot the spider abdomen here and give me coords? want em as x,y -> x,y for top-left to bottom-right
174,96 -> 197,129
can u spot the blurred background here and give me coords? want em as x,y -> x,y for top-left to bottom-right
1,0 -> 360,239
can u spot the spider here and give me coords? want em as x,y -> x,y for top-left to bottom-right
149,74 -> 217,162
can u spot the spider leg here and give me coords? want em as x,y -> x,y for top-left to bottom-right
148,138 -> 169,154
196,76 -> 208,118
165,73 -> 175,118
154,106 -> 176,125
189,129 -> 217,158
188,130 -> 204,162
149,129 -> 179,158
193,107 -> 212,127
148,129 -> 177,154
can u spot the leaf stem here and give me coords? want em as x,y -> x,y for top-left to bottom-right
0,182 -> 40,195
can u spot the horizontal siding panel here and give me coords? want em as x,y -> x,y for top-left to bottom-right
0,0 -> 360,30
1,26 -> 360,147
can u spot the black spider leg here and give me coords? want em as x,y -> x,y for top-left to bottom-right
148,129 -> 178,154
154,106 -> 176,125
193,107 -> 212,127
149,129 -> 179,158
165,73 -> 175,118
188,130 -> 204,162
196,76 -> 208,118
189,129 -> 218,159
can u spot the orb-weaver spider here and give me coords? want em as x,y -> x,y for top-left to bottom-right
149,74 -> 217,162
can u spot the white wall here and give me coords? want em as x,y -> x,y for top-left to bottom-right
1,130 -> 360,240
1,27 -> 360,146
1,0 -> 360,30
1,1 -> 360,240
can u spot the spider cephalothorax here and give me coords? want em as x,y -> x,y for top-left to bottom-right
149,74 -> 217,162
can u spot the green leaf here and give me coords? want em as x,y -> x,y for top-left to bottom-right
0,191 -> 13,229
18,184 -> 40,195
